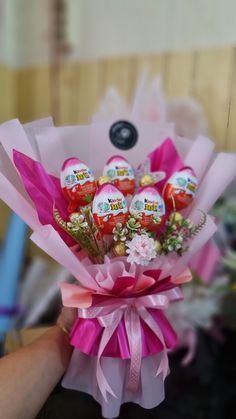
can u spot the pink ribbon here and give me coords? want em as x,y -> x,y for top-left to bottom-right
79,289 -> 181,401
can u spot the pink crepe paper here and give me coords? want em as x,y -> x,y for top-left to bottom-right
148,137 -> 184,191
13,149 -> 74,246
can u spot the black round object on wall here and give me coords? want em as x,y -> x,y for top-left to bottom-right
109,120 -> 138,150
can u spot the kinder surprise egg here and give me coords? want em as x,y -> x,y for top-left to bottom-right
60,158 -> 97,212
130,186 -> 165,231
92,183 -> 128,234
103,156 -> 135,196
163,167 -> 198,210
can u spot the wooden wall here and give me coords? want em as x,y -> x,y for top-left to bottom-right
1,46 -> 236,258
1,46 -> 236,150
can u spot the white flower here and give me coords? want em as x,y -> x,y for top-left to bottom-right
126,234 -> 157,266
68,212 -> 88,230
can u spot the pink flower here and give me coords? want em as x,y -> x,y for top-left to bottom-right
126,234 -> 156,266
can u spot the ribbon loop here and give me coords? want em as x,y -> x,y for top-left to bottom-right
77,284 -> 183,399
125,306 -> 142,392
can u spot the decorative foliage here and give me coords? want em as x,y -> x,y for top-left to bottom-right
53,207 -> 106,263
161,211 -> 207,256
54,204 -> 207,263
126,215 -> 143,238
186,211 -> 207,239
112,223 -> 128,242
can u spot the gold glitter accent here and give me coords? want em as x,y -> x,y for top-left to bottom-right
112,241 -> 127,257
97,176 -> 112,186
154,240 -> 162,255
139,174 -> 155,187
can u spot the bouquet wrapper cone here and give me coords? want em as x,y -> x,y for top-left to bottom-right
1,117 -> 236,418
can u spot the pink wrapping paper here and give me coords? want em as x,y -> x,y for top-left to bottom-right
31,225 -> 100,290
143,76 -> 167,122
0,145 -> 30,201
62,350 -> 165,419
0,119 -> 37,163
34,122 -> 174,177
184,136 -> 215,180
191,152 -> 236,214
23,117 -> 53,159
1,116 -> 236,418
0,173 -> 40,231
190,240 -> 221,283
35,125 -> 91,177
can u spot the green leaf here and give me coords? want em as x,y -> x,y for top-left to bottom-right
85,194 -> 93,203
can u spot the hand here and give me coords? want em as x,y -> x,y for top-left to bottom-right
56,307 -> 77,335
0,307 -> 78,419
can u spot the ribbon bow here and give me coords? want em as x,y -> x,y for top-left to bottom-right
60,268 -> 192,401
80,291 -> 177,401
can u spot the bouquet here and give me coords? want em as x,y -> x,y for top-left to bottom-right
0,115 -> 235,418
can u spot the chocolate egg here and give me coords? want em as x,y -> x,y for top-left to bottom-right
92,183 -> 128,234
60,158 -> 97,212
129,186 -> 165,231
163,167 -> 197,211
103,156 -> 135,196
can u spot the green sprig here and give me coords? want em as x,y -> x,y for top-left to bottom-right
160,210 -> 207,256
53,207 -> 105,263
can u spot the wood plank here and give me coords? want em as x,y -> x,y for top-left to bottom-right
33,66 -> 51,120
75,60 -> 103,124
101,57 -> 133,104
17,69 -> 27,122
192,47 -> 233,151
0,65 -> 17,122
58,62 -> 75,125
58,61 -> 103,125
165,51 -> 195,97
17,68 -> 35,123
0,201 -> 11,238
226,47 -> 236,151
